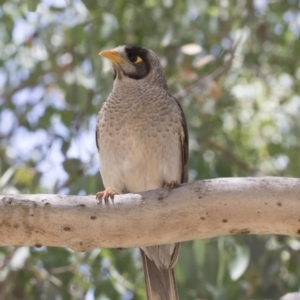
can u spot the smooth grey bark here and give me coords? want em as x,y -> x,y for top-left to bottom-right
0,177 -> 299,251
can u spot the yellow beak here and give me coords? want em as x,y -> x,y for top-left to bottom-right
99,50 -> 123,64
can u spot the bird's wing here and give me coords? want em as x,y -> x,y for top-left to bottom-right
170,95 -> 189,184
95,127 -> 100,150
95,103 -> 106,151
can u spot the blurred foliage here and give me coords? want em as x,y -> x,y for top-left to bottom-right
1,0 -> 300,299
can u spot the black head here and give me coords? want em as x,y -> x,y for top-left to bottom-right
123,45 -> 151,79
99,45 -> 167,89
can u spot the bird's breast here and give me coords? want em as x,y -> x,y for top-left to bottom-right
97,92 -> 182,193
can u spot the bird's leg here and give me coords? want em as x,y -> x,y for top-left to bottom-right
96,187 -> 118,203
163,180 -> 180,189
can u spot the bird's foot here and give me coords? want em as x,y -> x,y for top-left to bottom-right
96,187 -> 118,203
163,180 -> 180,189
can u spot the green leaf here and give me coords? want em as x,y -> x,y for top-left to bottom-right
228,245 -> 250,281
26,0 -> 39,11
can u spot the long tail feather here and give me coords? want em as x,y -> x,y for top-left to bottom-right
140,249 -> 179,300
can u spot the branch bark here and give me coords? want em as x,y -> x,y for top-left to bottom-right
0,177 -> 300,251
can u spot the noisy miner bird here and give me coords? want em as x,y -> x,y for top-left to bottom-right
96,45 -> 188,300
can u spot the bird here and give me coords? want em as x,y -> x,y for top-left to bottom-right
96,45 -> 188,300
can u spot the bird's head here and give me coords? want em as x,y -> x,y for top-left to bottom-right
99,45 -> 167,89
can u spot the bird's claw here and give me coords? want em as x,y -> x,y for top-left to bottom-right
96,187 -> 118,203
163,180 -> 180,189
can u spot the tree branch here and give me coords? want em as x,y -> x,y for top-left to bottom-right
0,177 -> 299,251
197,137 -> 257,173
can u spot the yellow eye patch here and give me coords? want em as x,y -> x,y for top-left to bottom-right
134,56 -> 143,64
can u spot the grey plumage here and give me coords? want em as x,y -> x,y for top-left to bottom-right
96,45 -> 188,300
141,249 -> 179,300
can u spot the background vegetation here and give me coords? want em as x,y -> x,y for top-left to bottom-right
1,0 -> 300,299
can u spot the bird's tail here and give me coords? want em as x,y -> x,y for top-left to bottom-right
140,249 -> 179,300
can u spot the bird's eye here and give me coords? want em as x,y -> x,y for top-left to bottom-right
128,55 -> 143,64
